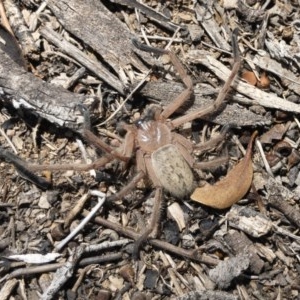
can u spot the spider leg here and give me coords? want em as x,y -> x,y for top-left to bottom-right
132,187 -> 163,259
132,39 -> 193,120
78,104 -> 130,162
171,28 -> 241,128
27,110 -> 136,173
194,156 -> 229,170
107,170 -> 145,202
0,147 -> 51,190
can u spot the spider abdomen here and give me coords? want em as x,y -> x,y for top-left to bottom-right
151,144 -> 195,199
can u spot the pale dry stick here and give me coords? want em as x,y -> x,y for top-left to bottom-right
0,278 -> 18,299
168,268 -> 183,295
164,25 -> 181,50
96,127 -> 124,142
138,35 -> 183,42
40,27 -> 124,94
232,134 -> 246,156
293,117 -> 300,148
256,139 -> 274,177
261,0 -> 272,9
41,247 -> 85,300
201,40 -> 232,56
71,266 -> 89,294
28,0 -> 48,31
76,138 -> 96,177
4,254 -> 121,280
55,190 -> 106,251
0,127 -> 17,153
4,246 -> 126,280
140,26 -> 151,46
0,0 -> 13,34
272,225 -> 300,242
289,247 -> 300,264
62,66 -> 86,89
84,239 -> 131,253
43,237 -> 128,298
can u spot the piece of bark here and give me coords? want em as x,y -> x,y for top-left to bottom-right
40,26 -> 125,95
47,0 -> 151,83
266,177 -> 300,228
0,47 -> 86,129
209,254 -> 250,289
139,81 -> 271,126
3,0 -> 38,56
226,206 -> 272,238
224,230 -> 265,274
194,3 -> 231,52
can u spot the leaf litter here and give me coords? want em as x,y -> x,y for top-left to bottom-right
191,131 -> 257,209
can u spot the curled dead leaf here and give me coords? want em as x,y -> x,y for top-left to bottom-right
242,70 -> 270,89
257,71 -> 270,89
191,131 -> 258,209
242,70 -> 257,86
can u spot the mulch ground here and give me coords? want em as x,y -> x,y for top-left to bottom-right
1,1 -> 300,299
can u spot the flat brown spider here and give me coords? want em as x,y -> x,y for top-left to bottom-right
3,29 -> 240,254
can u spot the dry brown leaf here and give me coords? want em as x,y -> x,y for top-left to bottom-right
242,70 -> 257,86
191,131 -> 257,209
242,70 -> 270,89
257,71 -> 270,89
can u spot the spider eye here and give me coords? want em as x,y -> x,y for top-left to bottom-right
135,119 -> 143,128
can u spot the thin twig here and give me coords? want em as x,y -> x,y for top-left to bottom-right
55,190 -> 106,251
256,139 -> 274,177
82,210 -> 219,265
0,128 -> 18,154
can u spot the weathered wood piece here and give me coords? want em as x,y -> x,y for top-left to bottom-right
194,3 -> 231,51
40,26 -> 125,95
139,81 -> 271,126
0,48 -> 86,128
47,0 -> 152,84
224,230 -> 264,274
209,253 -> 250,289
266,177 -> 300,228
3,0 -> 38,56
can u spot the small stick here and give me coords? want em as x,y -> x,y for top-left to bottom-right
256,139 -> 274,177
55,191 -> 106,251
82,210 -> 219,265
